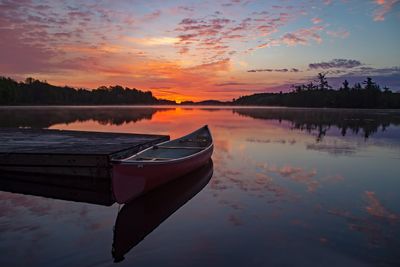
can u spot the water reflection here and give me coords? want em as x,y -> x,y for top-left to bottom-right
0,106 -> 171,128
112,161 -> 213,262
0,107 -> 399,266
327,191 -> 400,265
233,108 -> 400,140
0,172 -> 114,206
1,106 -> 399,141
0,161 -> 213,265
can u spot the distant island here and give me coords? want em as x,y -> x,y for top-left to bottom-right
1,74 -> 399,108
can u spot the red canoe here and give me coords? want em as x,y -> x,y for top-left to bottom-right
111,125 -> 213,204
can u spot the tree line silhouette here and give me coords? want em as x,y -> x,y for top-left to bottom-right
1,74 -> 399,108
233,73 -> 400,108
0,77 -> 175,105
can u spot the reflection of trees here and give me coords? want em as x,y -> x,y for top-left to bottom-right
0,107 -> 172,128
233,108 -> 400,140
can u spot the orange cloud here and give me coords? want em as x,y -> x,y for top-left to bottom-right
126,37 -> 180,46
40,56 -> 233,102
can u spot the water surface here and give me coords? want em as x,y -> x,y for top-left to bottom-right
0,106 -> 399,266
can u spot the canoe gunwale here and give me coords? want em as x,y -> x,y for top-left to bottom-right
111,125 -> 213,166
112,144 -> 213,166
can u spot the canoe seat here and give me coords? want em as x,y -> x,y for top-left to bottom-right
137,147 -> 203,159
132,157 -> 171,161
157,146 -> 205,149
178,138 -> 209,144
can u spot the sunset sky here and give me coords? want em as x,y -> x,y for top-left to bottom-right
0,0 -> 399,102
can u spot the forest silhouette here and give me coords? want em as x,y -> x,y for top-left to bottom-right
233,73 -> 400,108
0,74 -> 399,108
0,77 -> 174,105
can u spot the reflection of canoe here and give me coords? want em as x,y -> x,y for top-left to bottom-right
112,125 -> 213,204
112,160 -> 213,262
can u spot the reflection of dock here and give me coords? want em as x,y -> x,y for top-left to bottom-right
0,172 -> 114,206
112,160 -> 213,262
0,128 -> 169,178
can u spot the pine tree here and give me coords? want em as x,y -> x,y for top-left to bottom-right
316,73 -> 331,91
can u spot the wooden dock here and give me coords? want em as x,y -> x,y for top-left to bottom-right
0,128 -> 169,205
0,128 -> 169,178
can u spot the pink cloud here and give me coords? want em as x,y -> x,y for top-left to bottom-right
142,10 -> 162,21
326,29 -> 350,38
174,10 -> 296,60
0,28 -> 57,73
311,17 -> 323,24
247,68 -> 300,73
0,0 -> 151,77
373,0 -> 399,21
258,25 -> 324,49
309,58 -> 362,69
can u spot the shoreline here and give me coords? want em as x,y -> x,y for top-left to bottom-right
0,105 -> 399,111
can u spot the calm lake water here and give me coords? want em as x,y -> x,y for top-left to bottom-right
1,106 -> 400,266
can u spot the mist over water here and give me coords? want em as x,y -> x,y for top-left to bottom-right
1,106 -> 399,266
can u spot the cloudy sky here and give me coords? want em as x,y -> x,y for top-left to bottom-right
0,0 -> 399,101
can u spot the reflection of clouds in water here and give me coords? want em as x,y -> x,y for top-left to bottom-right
0,191 -> 114,233
320,174 -> 345,183
306,135 -> 400,157
328,191 -> 399,247
247,138 -> 271,143
306,141 -> 357,155
213,163 -> 291,201
290,219 -> 310,229
257,163 -> 320,193
212,138 -> 345,200
364,191 -> 398,222
0,191 -> 116,265
211,148 -> 348,232
0,192 -> 52,217
246,138 -> 297,145
210,134 -> 299,227
228,214 -> 243,226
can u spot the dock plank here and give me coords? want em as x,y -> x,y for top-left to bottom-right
0,128 -> 168,154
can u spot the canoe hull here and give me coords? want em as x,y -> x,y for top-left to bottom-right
112,144 -> 213,204
112,160 -> 213,262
